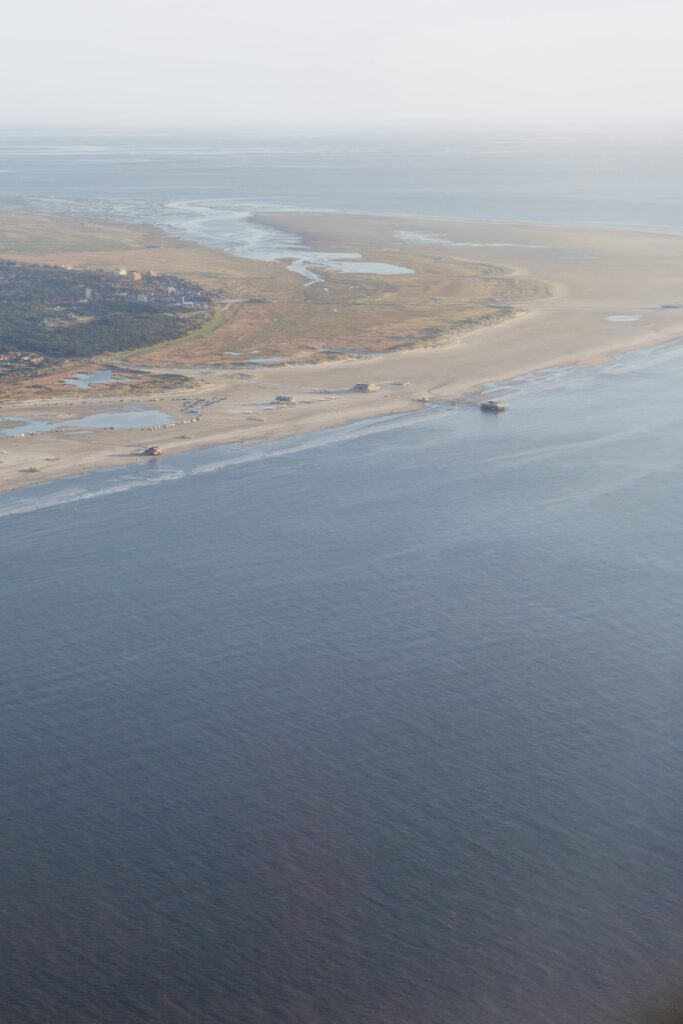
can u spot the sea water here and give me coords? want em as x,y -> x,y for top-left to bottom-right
2,132 -> 683,1022
2,343 -> 683,1022
3,128 -> 683,261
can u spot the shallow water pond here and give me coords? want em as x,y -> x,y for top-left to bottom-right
0,409 -> 173,436
62,370 -> 133,388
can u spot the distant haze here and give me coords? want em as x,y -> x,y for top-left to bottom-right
2,0 -> 683,129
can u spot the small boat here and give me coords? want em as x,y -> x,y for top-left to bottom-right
480,400 -> 508,414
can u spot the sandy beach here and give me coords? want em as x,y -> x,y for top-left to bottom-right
2,211 -> 683,494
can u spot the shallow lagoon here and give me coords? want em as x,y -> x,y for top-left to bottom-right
0,408 -> 173,436
62,369 -> 133,388
338,260 -> 414,274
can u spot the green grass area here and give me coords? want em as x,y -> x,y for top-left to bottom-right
175,304 -> 230,343
107,304 -> 231,359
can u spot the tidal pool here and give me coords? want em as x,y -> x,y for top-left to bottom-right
338,261 -> 414,275
62,370 -> 133,388
0,409 -> 173,436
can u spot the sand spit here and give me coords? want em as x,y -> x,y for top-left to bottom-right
2,212 -> 683,494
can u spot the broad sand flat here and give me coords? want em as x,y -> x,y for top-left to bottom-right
2,212 -> 683,494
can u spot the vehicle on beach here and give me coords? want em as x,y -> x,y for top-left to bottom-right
480,400 -> 508,413
141,445 -> 162,456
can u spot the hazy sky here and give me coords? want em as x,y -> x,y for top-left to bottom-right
2,0 -> 682,129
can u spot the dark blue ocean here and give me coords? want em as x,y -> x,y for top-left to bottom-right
2,132 -> 683,1023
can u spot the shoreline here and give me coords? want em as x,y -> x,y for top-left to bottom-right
3,210 -> 683,495
2,334 -> 681,509
2,326 -> 681,498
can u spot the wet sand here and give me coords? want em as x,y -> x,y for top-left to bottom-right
2,213 -> 683,494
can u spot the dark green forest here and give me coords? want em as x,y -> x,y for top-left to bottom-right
0,261 -> 214,358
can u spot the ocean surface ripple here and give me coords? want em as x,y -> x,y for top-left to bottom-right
2,343 -> 683,1022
